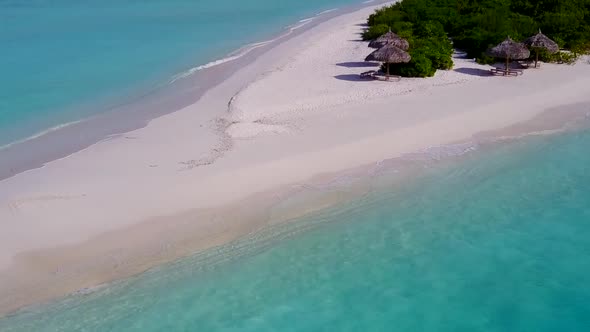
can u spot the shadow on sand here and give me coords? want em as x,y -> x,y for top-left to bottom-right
336,61 -> 378,68
454,67 -> 492,77
334,74 -> 374,82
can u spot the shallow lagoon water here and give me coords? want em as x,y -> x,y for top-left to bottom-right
0,0 -> 365,146
2,126 -> 589,331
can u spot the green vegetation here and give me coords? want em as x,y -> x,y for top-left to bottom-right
365,19 -> 454,77
537,49 -> 579,64
364,0 -> 590,76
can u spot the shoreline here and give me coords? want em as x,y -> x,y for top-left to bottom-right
2,1 -> 590,317
2,105 -> 589,318
0,0 -> 392,182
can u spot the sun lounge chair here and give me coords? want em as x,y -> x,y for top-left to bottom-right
517,60 -> 535,68
490,67 -> 523,76
373,74 -> 402,82
360,70 -> 377,79
359,70 -> 401,81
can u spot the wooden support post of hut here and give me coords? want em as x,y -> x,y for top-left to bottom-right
524,30 -> 559,68
487,37 -> 530,76
365,44 -> 411,80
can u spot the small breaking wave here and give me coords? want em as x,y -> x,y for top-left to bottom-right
168,54 -> 250,84
168,5 -> 349,84
402,142 -> 479,161
168,17 -> 317,84
316,8 -> 339,16
0,119 -> 84,152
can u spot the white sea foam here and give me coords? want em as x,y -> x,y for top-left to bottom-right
316,8 -> 339,16
168,44 -> 268,84
168,16 -> 316,84
0,120 -> 84,152
402,142 -> 479,161
168,54 -> 248,84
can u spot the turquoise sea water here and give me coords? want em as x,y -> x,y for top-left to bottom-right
0,0 -> 364,146
2,127 -> 590,331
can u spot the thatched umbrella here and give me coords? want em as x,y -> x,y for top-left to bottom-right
487,37 -> 530,71
368,29 -> 410,50
365,43 -> 411,79
524,29 -> 559,68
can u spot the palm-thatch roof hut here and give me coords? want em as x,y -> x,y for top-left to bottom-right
365,43 -> 411,79
487,37 -> 531,71
368,29 -> 410,50
524,30 -> 559,68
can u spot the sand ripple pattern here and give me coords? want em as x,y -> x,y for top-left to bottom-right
4,194 -> 87,215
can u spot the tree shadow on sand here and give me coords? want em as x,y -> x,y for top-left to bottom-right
336,61 -> 379,68
454,67 -> 492,77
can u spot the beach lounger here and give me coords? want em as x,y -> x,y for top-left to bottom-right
360,70 -> 401,82
360,70 -> 377,79
490,67 -> 522,76
373,74 -> 401,82
517,60 -> 535,68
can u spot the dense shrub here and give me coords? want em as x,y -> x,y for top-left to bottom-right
367,14 -> 454,77
388,52 -> 437,77
476,54 -> 497,65
363,24 -> 390,40
415,38 -> 454,70
365,0 -> 590,76
538,50 -> 579,64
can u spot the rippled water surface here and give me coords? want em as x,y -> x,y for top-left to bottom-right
2,127 -> 590,331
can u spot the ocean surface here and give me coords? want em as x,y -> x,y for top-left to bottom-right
0,0 -> 365,147
1,125 -> 590,331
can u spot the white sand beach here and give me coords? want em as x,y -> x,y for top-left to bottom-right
1,2 -> 590,315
